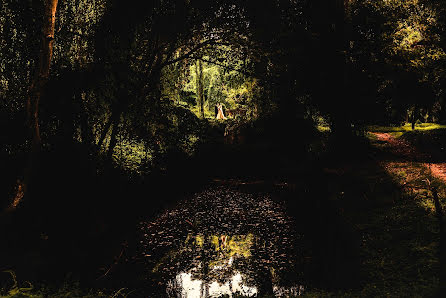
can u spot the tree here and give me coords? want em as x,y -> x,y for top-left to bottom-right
346,0 -> 446,126
195,59 -> 205,118
13,0 -> 59,205
27,0 -> 59,149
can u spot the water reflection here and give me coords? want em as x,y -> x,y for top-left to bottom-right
139,187 -> 304,297
168,271 -> 257,297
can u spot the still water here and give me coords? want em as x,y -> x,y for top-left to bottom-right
138,187 -> 304,297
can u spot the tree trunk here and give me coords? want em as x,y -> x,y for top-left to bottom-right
412,107 -> 417,130
27,0 -> 59,150
12,0 -> 58,207
196,60 -> 205,119
78,92 -> 94,149
106,109 -> 122,161
97,115 -> 113,151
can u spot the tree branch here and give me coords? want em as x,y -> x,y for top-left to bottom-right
160,39 -> 220,67
190,56 -> 256,77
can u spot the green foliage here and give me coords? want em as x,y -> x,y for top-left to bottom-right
160,41 -> 261,122
96,99 -> 206,173
348,0 -> 446,124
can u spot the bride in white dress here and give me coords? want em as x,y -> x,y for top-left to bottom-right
216,103 -> 226,120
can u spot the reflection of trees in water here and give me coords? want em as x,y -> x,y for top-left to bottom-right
138,187 -> 303,296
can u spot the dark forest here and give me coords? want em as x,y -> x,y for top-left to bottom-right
1,0 -> 446,296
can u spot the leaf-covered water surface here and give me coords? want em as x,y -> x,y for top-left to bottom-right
138,187 -> 305,297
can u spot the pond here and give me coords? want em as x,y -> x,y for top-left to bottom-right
138,187 -> 305,297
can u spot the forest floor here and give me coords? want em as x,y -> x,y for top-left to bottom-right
2,125 -> 446,297
373,131 -> 446,183
306,126 -> 446,297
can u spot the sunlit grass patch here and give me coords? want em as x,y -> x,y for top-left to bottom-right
388,131 -> 405,138
368,123 -> 446,135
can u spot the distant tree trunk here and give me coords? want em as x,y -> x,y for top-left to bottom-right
12,0 -> 59,206
76,89 -> 94,149
195,60 -> 204,118
97,116 -> 113,151
412,106 -> 418,130
426,107 -> 431,123
105,62 -> 132,161
106,109 -> 122,161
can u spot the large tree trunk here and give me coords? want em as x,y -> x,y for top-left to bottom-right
27,0 -> 59,149
12,0 -> 58,207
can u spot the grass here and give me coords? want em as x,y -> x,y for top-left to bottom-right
302,129 -> 446,296
302,161 -> 441,297
368,123 -> 446,137
367,123 -> 446,139
353,162 -> 441,297
319,122 -> 446,138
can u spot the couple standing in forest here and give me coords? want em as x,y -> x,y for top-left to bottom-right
215,103 -> 226,120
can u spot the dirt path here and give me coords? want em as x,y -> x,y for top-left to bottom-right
373,132 -> 446,183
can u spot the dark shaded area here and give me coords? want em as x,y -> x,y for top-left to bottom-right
1,0 -> 446,296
